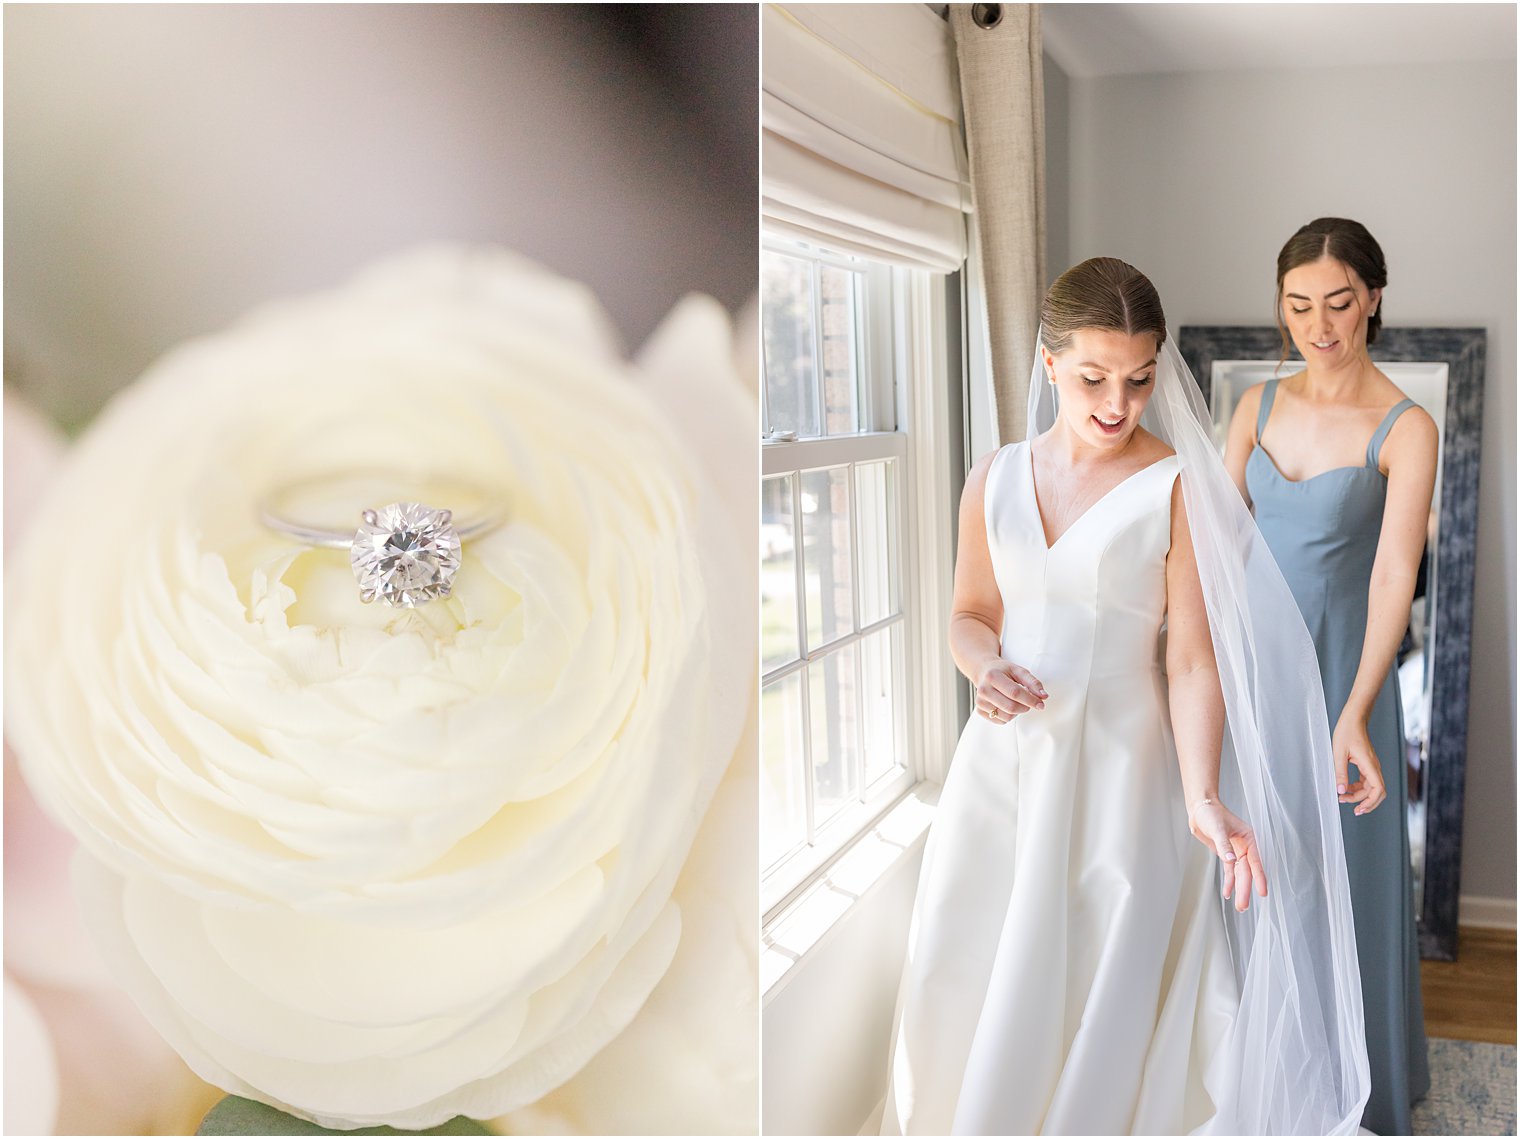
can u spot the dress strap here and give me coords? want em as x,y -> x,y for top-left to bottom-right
1255,379 -> 1280,441
1366,399 -> 1418,468
981,441 -> 1021,532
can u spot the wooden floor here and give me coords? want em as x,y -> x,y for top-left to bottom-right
1421,926 -> 1516,1045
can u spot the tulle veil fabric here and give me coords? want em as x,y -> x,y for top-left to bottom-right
1026,336 -> 1371,1134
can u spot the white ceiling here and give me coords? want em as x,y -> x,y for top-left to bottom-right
1041,3 -> 1517,79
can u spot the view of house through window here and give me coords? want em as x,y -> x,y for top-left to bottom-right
760,240 -> 915,911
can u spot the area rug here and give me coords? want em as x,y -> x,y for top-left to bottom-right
1413,1037 -> 1516,1136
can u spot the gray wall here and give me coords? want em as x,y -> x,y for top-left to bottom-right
1060,58 -> 1517,903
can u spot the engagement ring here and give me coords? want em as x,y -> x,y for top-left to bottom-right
260,474 -> 505,608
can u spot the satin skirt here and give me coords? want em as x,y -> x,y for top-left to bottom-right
882,665 -> 1239,1135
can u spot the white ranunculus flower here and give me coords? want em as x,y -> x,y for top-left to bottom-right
6,247 -> 757,1132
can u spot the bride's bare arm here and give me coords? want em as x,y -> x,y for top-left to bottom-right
1166,477 -> 1267,909
951,452 -> 1046,723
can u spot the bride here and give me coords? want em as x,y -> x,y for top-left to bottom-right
881,258 -> 1370,1135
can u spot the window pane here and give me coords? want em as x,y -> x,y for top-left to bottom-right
819,264 -> 862,435
810,644 -> 860,828
861,623 -> 903,787
761,252 -> 818,438
801,466 -> 854,650
855,458 -> 899,627
761,474 -> 800,672
762,673 -> 807,871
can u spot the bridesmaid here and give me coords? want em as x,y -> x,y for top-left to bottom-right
1225,217 -> 1435,1135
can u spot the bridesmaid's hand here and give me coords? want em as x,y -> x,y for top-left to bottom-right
1332,715 -> 1387,816
974,660 -> 1046,725
1189,799 -> 1268,912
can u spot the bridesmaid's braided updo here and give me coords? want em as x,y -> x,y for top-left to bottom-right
1040,257 -> 1167,355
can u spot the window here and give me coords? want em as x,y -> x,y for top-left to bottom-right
761,238 -> 951,915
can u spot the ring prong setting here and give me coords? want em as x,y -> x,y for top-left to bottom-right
349,502 -> 463,608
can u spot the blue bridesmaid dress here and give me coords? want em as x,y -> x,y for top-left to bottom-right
1246,379 -> 1431,1135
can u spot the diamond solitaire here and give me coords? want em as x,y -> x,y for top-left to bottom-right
349,502 -> 462,607
259,475 -> 504,607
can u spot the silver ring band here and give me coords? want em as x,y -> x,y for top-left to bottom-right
258,505 -> 503,549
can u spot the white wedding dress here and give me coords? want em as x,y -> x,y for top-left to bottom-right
883,440 -> 1240,1135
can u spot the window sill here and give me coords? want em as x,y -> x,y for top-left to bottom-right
761,763 -> 917,916
761,781 -> 940,1003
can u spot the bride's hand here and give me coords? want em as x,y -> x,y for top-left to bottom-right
974,660 -> 1046,725
1188,799 -> 1268,912
1331,714 -> 1387,815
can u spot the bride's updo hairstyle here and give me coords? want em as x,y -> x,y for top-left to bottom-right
1275,217 -> 1387,360
1040,256 -> 1167,355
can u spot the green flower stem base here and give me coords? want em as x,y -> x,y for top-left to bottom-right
196,1096 -> 493,1136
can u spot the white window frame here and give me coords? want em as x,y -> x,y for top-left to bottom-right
761,235 -> 961,923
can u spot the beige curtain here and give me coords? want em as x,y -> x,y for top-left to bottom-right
950,4 -> 1046,444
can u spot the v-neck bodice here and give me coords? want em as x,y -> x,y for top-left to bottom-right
1030,444 -> 1180,551
985,441 -> 1179,684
